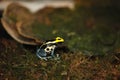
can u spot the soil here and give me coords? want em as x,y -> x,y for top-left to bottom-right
0,6 -> 120,80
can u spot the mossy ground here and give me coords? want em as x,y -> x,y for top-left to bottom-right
0,38 -> 120,80
0,5 -> 120,80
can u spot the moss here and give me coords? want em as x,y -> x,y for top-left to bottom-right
1,3 -> 120,80
29,6 -> 120,55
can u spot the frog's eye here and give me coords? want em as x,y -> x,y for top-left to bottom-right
57,38 -> 61,40
56,37 -> 61,40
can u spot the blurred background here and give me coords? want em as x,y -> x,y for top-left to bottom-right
0,0 -> 120,80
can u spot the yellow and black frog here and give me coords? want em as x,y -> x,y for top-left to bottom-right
36,37 -> 64,60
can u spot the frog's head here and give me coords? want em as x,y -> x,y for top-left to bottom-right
54,37 -> 64,43
45,37 -> 64,45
